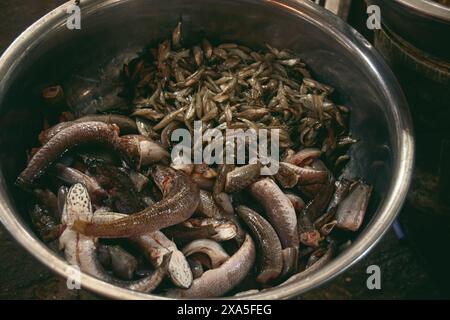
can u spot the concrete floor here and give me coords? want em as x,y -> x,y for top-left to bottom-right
0,0 -> 446,300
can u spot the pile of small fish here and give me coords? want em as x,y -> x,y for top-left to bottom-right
17,23 -> 372,298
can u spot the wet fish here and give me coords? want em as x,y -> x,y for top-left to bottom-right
225,163 -> 262,193
17,122 -> 122,189
197,190 -> 226,218
72,166 -> 200,238
182,239 -> 230,269
107,245 -> 138,280
89,164 -> 145,214
249,178 -> 299,249
187,257 -> 204,279
54,163 -> 108,204
39,115 -> 138,144
284,148 -> 322,166
167,234 -> 255,298
314,178 -> 352,229
335,182 -> 372,232
213,164 -> 235,215
281,247 -> 298,278
118,135 -> 170,169
237,206 -> 283,284
93,212 -> 193,289
59,184 -> 169,292
33,189 -> 59,221
135,233 -> 193,289
165,218 -> 238,244
284,242 -> 335,285
29,204 -> 62,242
278,162 -> 328,186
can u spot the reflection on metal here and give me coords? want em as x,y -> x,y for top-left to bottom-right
374,26 -> 450,133
366,0 -> 450,60
312,0 -> 352,20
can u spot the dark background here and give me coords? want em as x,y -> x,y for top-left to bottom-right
0,0 -> 446,299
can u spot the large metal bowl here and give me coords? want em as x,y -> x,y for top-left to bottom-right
0,0 -> 414,299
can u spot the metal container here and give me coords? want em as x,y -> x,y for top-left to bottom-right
0,0 -> 414,299
366,0 -> 450,60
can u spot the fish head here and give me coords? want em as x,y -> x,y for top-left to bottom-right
62,183 -> 93,227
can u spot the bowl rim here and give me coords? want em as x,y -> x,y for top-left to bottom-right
0,0 -> 415,300
395,0 -> 450,22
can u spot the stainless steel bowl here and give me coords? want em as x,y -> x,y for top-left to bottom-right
366,0 -> 450,60
0,0 -> 414,299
